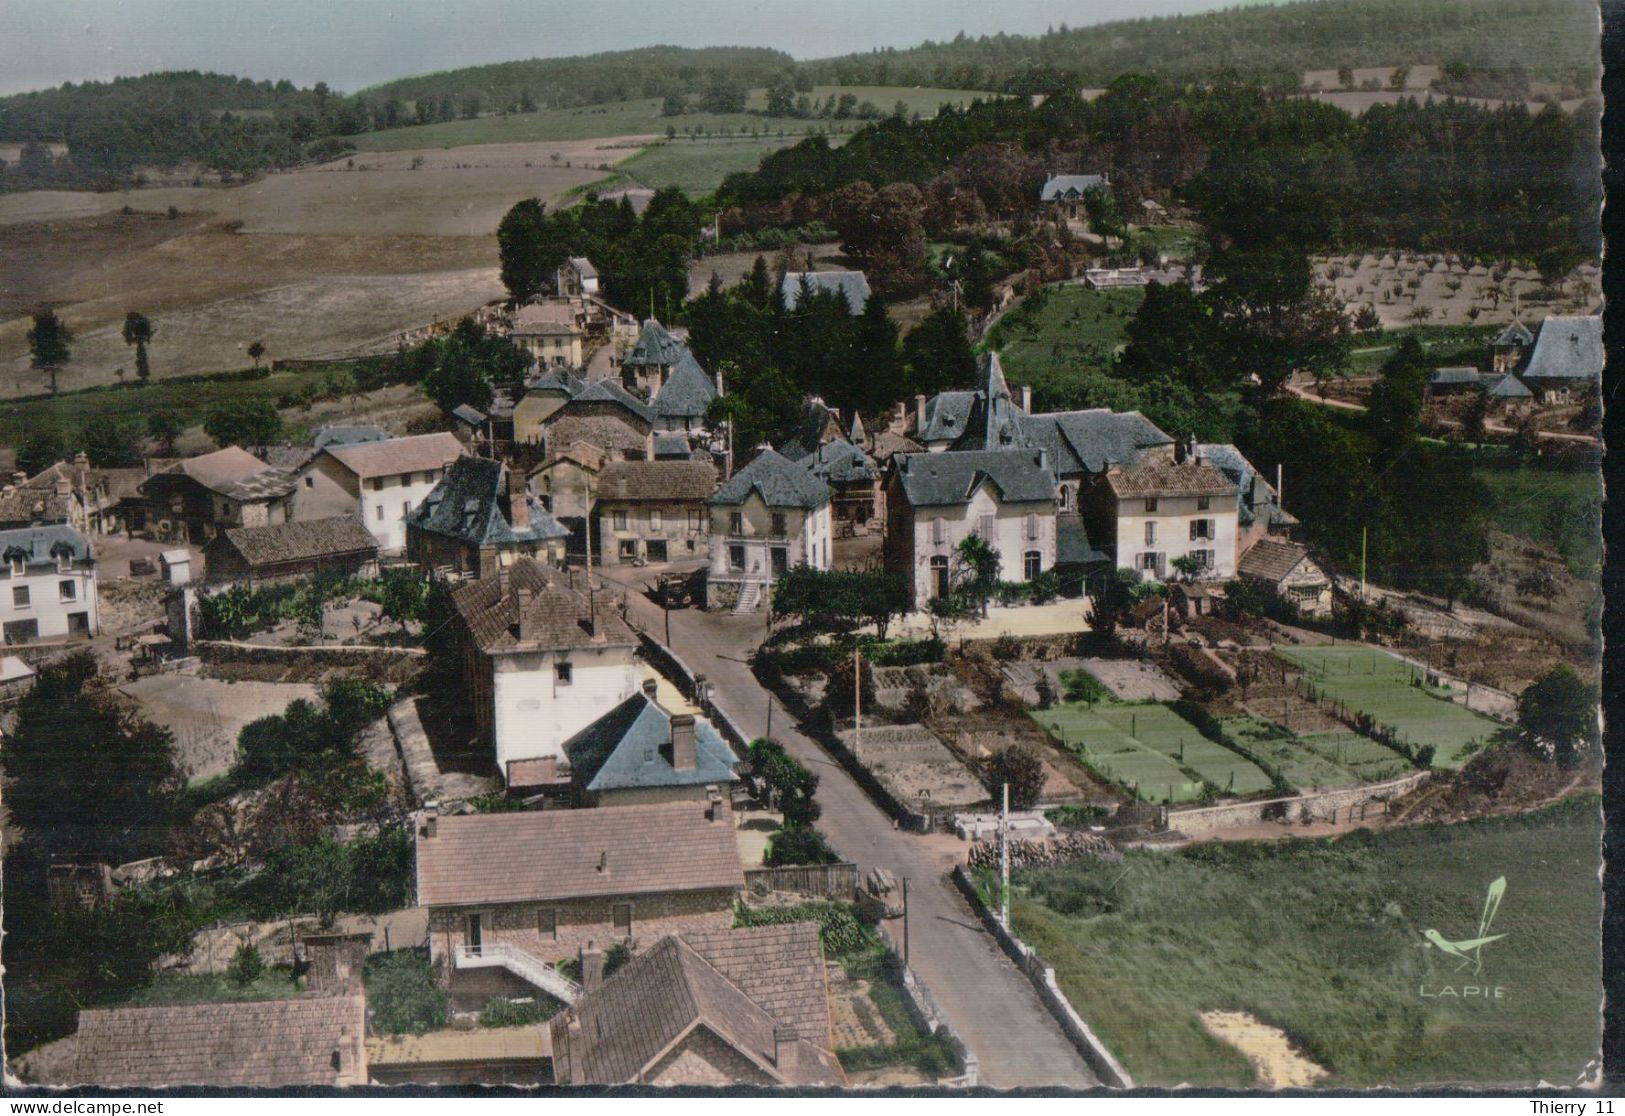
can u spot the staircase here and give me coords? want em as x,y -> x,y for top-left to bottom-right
454,943 -> 582,1004
732,581 -> 762,614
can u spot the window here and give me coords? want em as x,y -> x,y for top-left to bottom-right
8,557 -> 21,576
539,908 -> 558,941
930,555 -> 950,598
688,509 -> 703,532
1145,522 -> 1158,546
11,586 -> 27,608
619,539 -> 637,560
1140,552 -> 1161,573
402,501 -> 411,518
728,544 -> 745,572
368,478 -> 383,492
304,475 -> 314,489
1024,551 -> 1042,580
375,505 -> 385,522
1197,495 -> 1211,511
220,502 -> 232,519
729,511 -> 743,535
612,509 -> 628,530
3,618 -> 38,644
1057,486 -> 1070,511
1189,519 -> 1213,541
612,903 -> 632,936
650,509 -> 662,531
771,512 -> 786,536
1190,549 -> 1214,570
978,514 -> 995,540
1144,497 -> 1159,513
555,662 -> 573,686
58,580 -> 75,603
931,518 -> 945,545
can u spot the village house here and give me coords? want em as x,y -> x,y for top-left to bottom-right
12,456 -> 146,536
564,678 -> 738,806
1040,172 -> 1108,219
414,800 -> 744,1003
544,379 -> 657,463
138,446 -> 295,544
705,448 -> 833,612
1490,318 -> 1534,372
511,301 -> 586,369
0,467 -> 81,531
1088,458 -> 1239,582
1236,538 -> 1334,617
620,318 -> 692,399
797,437 -> 882,533
884,448 -> 1059,607
529,441 -> 606,558
0,524 -> 98,644
593,459 -> 716,566
407,456 -> 570,578
1194,442 -> 1297,565
513,368 -> 586,446
203,517 -> 381,586
444,556 -> 642,787
557,256 -> 600,297
549,924 -> 842,1087
1510,314 -> 1603,402
651,353 -> 719,435
294,432 -> 464,553
780,270 -> 872,315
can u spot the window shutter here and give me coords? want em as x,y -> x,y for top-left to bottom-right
1026,513 -> 1038,539
1190,520 -> 1199,541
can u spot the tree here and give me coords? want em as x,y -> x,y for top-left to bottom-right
953,534 -> 1000,618
146,409 -> 182,453
27,308 -> 72,395
1518,664 -> 1597,767
746,738 -> 820,827
377,566 -> 430,630
228,943 -> 266,988
81,415 -> 142,468
366,950 -> 447,1035
1088,567 -> 1143,638
205,399 -> 283,449
247,340 -> 267,369
901,306 -> 976,396
850,294 -> 905,415
1365,336 -> 1428,454
419,319 -> 525,413
16,429 -> 67,476
122,312 -> 154,383
1118,281 -> 1222,394
985,746 -> 1045,810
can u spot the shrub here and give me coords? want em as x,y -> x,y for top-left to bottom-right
985,746 -> 1045,809
480,995 -> 562,1027
765,824 -> 840,866
365,949 -> 446,1035
991,634 -> 1023,661
1058,669 -> 1109,705
227,942 -> 265,987
735,901 -> 872,957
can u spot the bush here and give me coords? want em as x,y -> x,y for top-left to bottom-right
735,901 -> 872,957
985,746 -> 1045,809
227,942 -> 265,987
365,949 -> 446,1035
1058,669 -> 1109,705
1044,804 -> 1110,829
480,995 -> 562,1027
765,824 -> 840,866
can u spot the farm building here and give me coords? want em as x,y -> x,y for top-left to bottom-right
594,459 -> 716,567
1513,315 -> 1603,401
203,517 -> 380,586
138,447 -> 295,544
1236,538 -> 1333,616
543,379 -> 657,464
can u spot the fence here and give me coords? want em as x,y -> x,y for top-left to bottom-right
743,862 -> 859,901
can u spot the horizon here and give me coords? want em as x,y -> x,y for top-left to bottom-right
0,0 -> 1253,98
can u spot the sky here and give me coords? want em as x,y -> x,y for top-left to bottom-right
0,0 -> 1251,96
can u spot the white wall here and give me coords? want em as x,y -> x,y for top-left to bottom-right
707,493 -> 833,580
0,564 -> 98,641
491,644 -> 642,775
359,466 -> 452,554
905,482 -> 1057,606
1115,494 -> 1238,581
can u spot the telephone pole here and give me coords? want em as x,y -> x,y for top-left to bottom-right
999,782 -> 1010,928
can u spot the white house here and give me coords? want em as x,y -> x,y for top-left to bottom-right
557,256 -> 599,297
883,448 -> 1058,608
0,524 -> 98,645
1094,460 -> 1238,581
705,448 -> 832,611
294,433 -> 465,554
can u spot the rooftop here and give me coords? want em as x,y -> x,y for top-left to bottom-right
596,460 -> 717,503
209,517 -> 380,569
563,690 -> 738,793
1106,461 -> 1235,500
624,318 -> 693,369
1517,315 -> 1603,382
893,448 -> 1057,507
448,556 -> 636,655
0,523 -> 93,566
409,456 -> 569,548
681,922 -> 831,1046
1041,173 -> 1107,200
322,433 -> 464,479
710,448 -> 831,510
652,353 -> 719,419
1237,538 -> 1318,583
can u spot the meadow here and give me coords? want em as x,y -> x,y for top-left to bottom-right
1003,796 -> 1602,1088
991,285 -> 1145,384
1274,645 -> 1503,767
598,134 -> 825,197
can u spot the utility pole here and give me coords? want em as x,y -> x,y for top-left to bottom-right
853,647 -> 862,753
999,782 -> 1010,928
902,877 -> 910,966
766,694 -> 773,740
1360,526 -> 1368,602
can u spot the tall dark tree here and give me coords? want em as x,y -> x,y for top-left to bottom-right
901,306 -> 976,396
1118,280 -> 1222,393
26,308 -> 72,395
850,294 -> 905,415
81,416 -> 142,468
122,311 -> 155,383
1365,335 -> 1429,456
1517,664 -> 1599,767
204,399 -> 283,449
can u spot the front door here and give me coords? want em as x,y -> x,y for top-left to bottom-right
770,547 -> 788,577
466,912 -> 484,953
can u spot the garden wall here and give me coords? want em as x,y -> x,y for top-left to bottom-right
1166,769 -> 1432,837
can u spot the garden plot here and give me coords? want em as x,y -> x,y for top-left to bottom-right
1275,645 -> 1501,767
119,675 -> 318,781
1003,657 -> 1181,706
1294,731 -> 1413,782
1221,716 -> 1363,792
838,723 -> 987,812
870,663 -> 981,715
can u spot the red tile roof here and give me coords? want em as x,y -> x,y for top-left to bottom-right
448,557 -> 636,654
323,433 -> 464,479
682,923 -> 831,1047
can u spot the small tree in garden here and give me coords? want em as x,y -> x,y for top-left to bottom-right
954,534 -> 1000,618
247,340 -> 267,369
985,746 -> 1045,809
765,824 -> 840,866
227,942 -> 266,987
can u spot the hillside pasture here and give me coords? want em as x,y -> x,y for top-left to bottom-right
745,85 -> 999,117
608,134 -> 828,196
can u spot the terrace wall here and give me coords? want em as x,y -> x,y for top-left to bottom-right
1165,769 -> 1432,837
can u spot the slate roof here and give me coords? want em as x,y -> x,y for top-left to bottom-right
710,448 -> 830,510
780,270 -> 871,314
451,404 -> 487,426
528,368 -> 586,397
682,923 -> 831,1046
1483,372 -> 1534,399
0,524 -> 93,566
1517,315 -> 1603,382
1056,516 -> 1109,566
550,935 -> 842,1087
210,517 -> 379,569
313,425 -> 391,451
322,433 -> 463,479
798,438 -> 877,485
652,434 -> 693,460
415,801 -> 744,908
563,691 -> 737,793
1106,462 -> 1235,500
448,556 -> 636,654
1237,539 -> 1321,584
652,353 -> 719,419
624,319 -> 692,369
71,995 -> 368,1088
1427,366 -> 1484,386
1017,409 -> 1173,476
1492,319 -> 1534,347
563,378 -> 657,425
1040,173 -> 1107,200
1197,443 -> 1296,529
893,449 -> 1056,507
918,391 -> 977,443
568,256 -> 598,279
596,460 -> 717,504
779,397 -> 845,461
408,456 -> 569,548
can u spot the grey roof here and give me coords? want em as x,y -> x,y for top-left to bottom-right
893,449 -> 1056,507
570,378 -> 657,424
798,438 -> 877,485
1197,443 -> 1296,529
1493,319 -> 1534,347
408,456 -> 569,547
652,353 -> 719,419
568,256 -> 598,279
1427,366 -> 1484,386
564,692 -> 737,793
624,319 -> 692,369
1483,372 -> 1534,399
919,391 -> 977,443
781,271 -> 871,314
710,448 -> 831,510
0,524 -> 92,567
653,434 -> 693,460
779,397 -> 845,461
451,404 -> 486,425
1517,315 -> 1603,382
1056,516 -> 1109,566
1040,174 -> 1106,201
528,368 -> 586,397
210,517 -> 379,568
1018,409 -> 1173,476
313,425 -> 390,451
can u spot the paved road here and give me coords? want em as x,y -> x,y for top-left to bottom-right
599,564 -> 1100,1090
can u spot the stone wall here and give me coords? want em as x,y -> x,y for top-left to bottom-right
1165,769 -> 1432,837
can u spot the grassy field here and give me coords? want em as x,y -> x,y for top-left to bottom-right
599,134 -> 820,196
1345,323 -> 1499,375
1004,796 -> 1602,1088
115,968 -> 302,1007
1462,451 -> 1602,577
1274,646 -> 1503,767
744,85 -> 999,117
1295,731 -> 1415,782
1221,716 -> 1366,791
1033,700 -> 1274,803
992,284 -> 1145,382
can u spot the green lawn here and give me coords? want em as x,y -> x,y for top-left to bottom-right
117,968 -> 303,1007
1221,716 -> 1365,791
991,284 -> 1146,383
1296,731 -> 1415,782
602,134 -> 825,196
1274,646 -> 1502,767
1467,452 -> 1601,578
1347,323 -> 1499,375
1004,796 -> 1602,1088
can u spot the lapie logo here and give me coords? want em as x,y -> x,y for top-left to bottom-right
1418,876 -> 1508,1001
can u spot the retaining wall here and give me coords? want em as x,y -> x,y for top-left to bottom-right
1165,769 -> 1432,837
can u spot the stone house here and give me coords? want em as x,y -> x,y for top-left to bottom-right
529,441 -> 606,559
884,448 -> 1058,608
651,353 -> 719,435
444,557 -> 642,788
705,449 -> 833,611
594,459 -> 716,566
1040,172 -> 1108,219
294,433 -> 464,553
1089,459 -> 1239,582
543,380 -> 656,463
563,679 -> 738,807
1236,538 -> 1333,616
414,800 -> 744,1001
138,447 -> 295,544
557,256 -> 599,297
513,369 -> 586,446
0,524 -> 98,644
203,517 -> 380,586
620,318 -> 692,399
406,456 -> 569,578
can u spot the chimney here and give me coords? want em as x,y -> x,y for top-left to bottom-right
774,1026 -> 802,1077
507,468 -> 530,531
705,791 -> 726,823
642,678 -> 659,701
420,813 -> 437,839
580,944 -> 604,992
671,713 -> 697,771
914,394 -> 927,433
1019,384 -> 1032,414
516,586 -> 535,641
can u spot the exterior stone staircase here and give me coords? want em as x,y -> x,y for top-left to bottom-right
454,942 -> 581,1004
732,581 -> 762,614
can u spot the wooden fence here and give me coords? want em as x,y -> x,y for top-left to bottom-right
743,862 -> 859,901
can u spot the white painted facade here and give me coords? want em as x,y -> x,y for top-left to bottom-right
490,644 -> 643,775
707,492 -> 833,583
0,553 -> 98,644
1114,493 -> 1238,582
904,481 -> 1056,606
297,454 -> 456,554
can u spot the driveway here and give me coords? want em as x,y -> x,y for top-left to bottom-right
598,565 -> 1100,1089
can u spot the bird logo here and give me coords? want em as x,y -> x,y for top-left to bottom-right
1421,876 -> 1506,975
